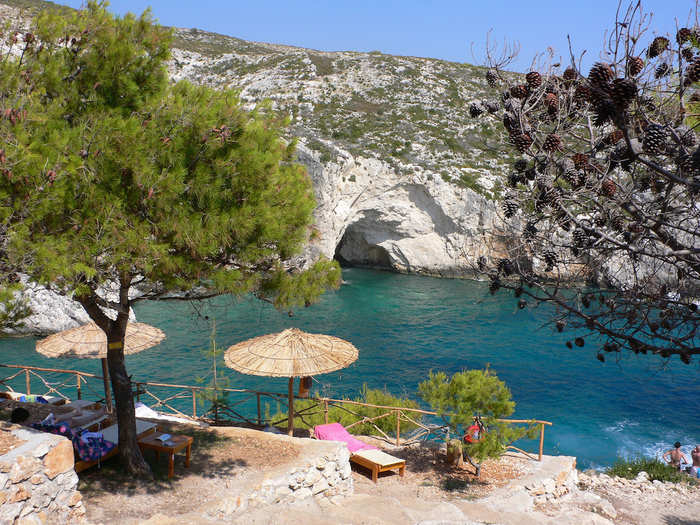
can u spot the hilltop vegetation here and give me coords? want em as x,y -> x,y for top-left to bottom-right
168,27 -> 512,196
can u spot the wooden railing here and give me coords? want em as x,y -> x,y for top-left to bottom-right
0,364 -> 553,460
0,364 -> 103,402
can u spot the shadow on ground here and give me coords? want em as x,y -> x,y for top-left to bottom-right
662,517 -> 700,525
77,421 -> 255,496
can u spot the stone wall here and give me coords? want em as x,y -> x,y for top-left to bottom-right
0,422 -> 85,524
211,431 -> 352,520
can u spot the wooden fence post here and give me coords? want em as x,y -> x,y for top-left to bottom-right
76,374 -> 82,400
192,389 -> 197,418
256,393 -> 261,425
25,369 -> 30,395
539,423 -> 545,461
324,399 -> 329,424
396,409 -> 400,446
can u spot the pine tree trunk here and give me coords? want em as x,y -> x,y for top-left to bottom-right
107,325 -> 151,477
76,277 -> 150,477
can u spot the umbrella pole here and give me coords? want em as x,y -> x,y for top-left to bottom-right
288,377 -> 294,436
101,358 -> 113,413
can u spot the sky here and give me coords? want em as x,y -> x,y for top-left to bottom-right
54,1 -> 694,71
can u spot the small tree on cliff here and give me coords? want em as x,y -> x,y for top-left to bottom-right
0,2 -> 340,475
469,2 -> 700,364
419,368 -> 532,476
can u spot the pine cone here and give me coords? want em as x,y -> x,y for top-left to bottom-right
651,178 -> 666,193
563,67 -> 577,83
655,63 -> 670,78
594,213 -> 607,227
526,71 -> 542,89
569,153 -> 587,171
545,78 -> 561,94
610,215 -> 625,232
507,172 -> 521,187
486,69 -> 498,87
497,258 -> 514,276
627,56 -> 644,76
573,228 -> 588,247
514,158 -> 528,172
601,178 -> 617,197
648,36 -> 670,58
525,167 -> 537,181
512,133 -> 533,152
686,59 -> 700,82
574,84 -> 592,103
638,96 -> 656,112
469,102 -> 484,118
544,92 -> 558,109
682,48 -> 695,62
484,100 -> 499,113
674,125 -> 696,148
611,78 -> 637,107
689,145 -> 700,171
503,112 -> 520,134
588,62 -> 614,88
543,134 -> 562,152
510,84 -> 529,99
564,168 -> 583,187
603,129 -> 625,146
628,222 -> 644,234
643,124 -> 668,155
678,152 -> 694,175
677,27 -> 693,45
502,197 -> 518,218
543,250 -> 557,270
523,221 -> 538,241
592,97 -> 616,126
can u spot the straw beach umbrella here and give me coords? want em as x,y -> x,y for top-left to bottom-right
224,327 -> 359,435
36,322 -> 165,412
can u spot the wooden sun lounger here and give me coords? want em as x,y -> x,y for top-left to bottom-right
74,419 -> 157,473
350,449 -> 406,483
1,391 -> 66,405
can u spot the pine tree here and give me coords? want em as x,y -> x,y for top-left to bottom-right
472,2 -> 700,365
0,2 -> 340,475
418,369 -> 533,476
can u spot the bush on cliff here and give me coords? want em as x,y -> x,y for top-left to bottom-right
419,368 -> 535,476
607,457 -> 698,484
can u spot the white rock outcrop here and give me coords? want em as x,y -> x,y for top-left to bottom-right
298,143 -> 507,277
5,276 -> 136,336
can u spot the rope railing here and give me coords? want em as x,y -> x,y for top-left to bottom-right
0,364 -> 553,460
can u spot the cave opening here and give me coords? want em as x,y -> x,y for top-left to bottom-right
333,226 -> 393,270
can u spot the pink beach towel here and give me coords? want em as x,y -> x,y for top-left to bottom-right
313,422 -> 378,453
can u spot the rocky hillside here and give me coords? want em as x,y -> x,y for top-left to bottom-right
0,1 -> 517,332
167,28 -> 510,198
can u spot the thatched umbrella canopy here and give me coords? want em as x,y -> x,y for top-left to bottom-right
36,322 -> 165,411
224,327 -> 359,435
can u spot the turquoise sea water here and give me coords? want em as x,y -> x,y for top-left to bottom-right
1,268 -> 698,470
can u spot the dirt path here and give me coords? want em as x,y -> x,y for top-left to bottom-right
80,422 -> 300,524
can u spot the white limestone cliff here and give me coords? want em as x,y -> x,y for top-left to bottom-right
297,142 -> 507,277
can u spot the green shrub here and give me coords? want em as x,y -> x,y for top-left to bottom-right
606,457 -> 697,484
270,384 -> 422,437
419,368 -> 535,476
